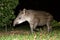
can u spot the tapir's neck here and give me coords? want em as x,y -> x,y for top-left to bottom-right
25,16 -> 33,23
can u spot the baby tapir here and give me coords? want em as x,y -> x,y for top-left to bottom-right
13,8 -> 53,33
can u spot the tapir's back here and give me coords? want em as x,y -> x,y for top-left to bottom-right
27,10 -> 53,19
27,10 -> 53,25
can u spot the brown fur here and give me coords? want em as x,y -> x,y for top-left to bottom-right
13,8 -> 53,33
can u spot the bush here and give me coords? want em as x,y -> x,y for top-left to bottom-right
0,0 -> 60,32
0,0 -> 18,31
52,20 -> 60,27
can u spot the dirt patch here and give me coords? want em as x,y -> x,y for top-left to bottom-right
0,30 -> 30,36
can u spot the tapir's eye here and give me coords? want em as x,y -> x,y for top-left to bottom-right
19,17 -> 21,19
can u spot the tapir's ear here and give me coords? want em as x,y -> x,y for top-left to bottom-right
23,8 -> 26,15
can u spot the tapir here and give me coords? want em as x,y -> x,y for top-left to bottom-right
13,8 -> 53,33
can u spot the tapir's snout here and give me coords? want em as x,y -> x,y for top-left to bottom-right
13,21 -> 19,26
13,22 -> 15,26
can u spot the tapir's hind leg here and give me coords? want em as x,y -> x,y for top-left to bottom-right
47,22 -> 52,33
46,17 -> 52,33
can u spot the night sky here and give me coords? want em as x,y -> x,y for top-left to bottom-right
14,0 -> 60,21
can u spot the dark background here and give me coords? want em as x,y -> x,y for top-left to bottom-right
14,0 -> 60,22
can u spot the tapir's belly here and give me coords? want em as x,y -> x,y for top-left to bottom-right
38,19 -> 47,26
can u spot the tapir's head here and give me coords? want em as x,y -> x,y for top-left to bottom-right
13,8 -> 29,26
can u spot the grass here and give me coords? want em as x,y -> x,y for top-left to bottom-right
0,24 -> 60,40
0,30 -> 60,40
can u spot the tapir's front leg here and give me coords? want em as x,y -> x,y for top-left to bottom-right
30,23 -> 34,34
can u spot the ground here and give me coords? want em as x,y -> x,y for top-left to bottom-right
0,25 -> 60,40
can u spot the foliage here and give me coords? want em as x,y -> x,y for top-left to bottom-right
51,20 -> 60,27
0,0 -> 60,32
0,0 -> 18,27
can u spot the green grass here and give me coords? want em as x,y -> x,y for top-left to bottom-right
0,28 -> 60,40
0,32 -> 60,40
0,24 -> 60,40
